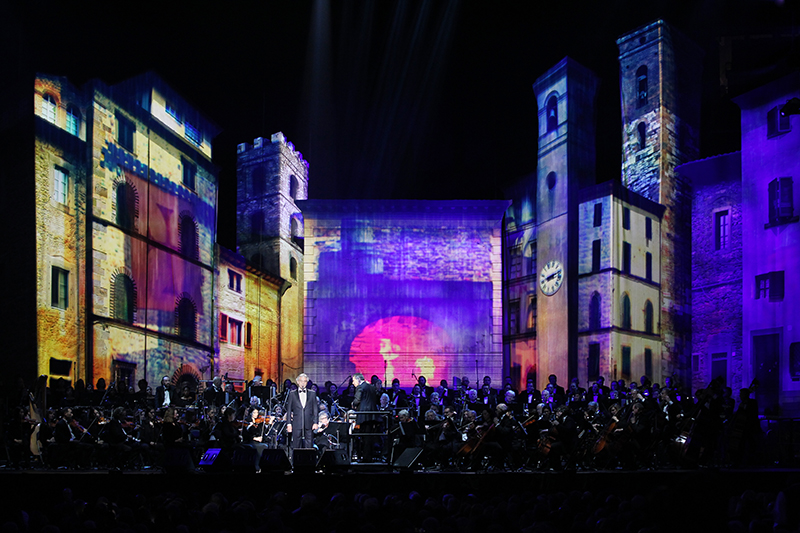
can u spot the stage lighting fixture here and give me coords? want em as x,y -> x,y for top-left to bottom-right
780,97 -> 800,117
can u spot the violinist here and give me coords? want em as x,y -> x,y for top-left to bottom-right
242,407 -> 269,469
213,407 -> 241,450
53,407 -> 94,469
102,407 -> 141,468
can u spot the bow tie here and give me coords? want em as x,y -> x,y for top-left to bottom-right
299,389 -> 307,393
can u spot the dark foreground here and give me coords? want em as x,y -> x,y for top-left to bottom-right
3,467 -> 800,532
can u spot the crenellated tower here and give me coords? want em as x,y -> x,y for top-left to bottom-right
236,132 -> 308,377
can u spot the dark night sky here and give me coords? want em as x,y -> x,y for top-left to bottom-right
3,0 -> 796,249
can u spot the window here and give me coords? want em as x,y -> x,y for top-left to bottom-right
509,245 -> 522,278
229,318 -> 243,346
165,101 -> 181,122
644,348 -> 652,379
623,241 -> 631,274
42,94 -> 57,124
791,342 -> 800,380
768,177 -> 795,226
66,106 -> 79,136
112,273 -> 136,323
54,167 -> 68,205
637,121 -> 646,150
179,214 -> 198,260
509,300 -> 520,335
182,158 -> 196,190
621,346 -> 631,379
176,296 -> 197,342
546,95 -> 558,132
711,352 -> 728,384
51,266 -> 68,309
219,313 -> 229,342
116,113 -> 135,153
526,242 -> 537,277
623,207 -> 631,230
756,271 -> 785,301
588,343 -> 600,381
245,322 -> 253,348
593,203 -> 602,227
290,257 -> 298,279
621,293 -> 631,329
644,300 -> 654,334
290,175 -> 298,199
228,270 -> 242,292
768,106 -> 792,138
185,122 -> 201,146
546,171 -> 557,190
715,210 -> 729,250
645,217 -> 652,240
636,66 -> 648,108
592,239 -> 601,272
527,294 -> 536,331
250,211 -> 263,238
589,292 -> 601,330
116,182 -> 137,231
645,252 -> 652,281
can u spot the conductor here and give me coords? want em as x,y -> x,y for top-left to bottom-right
286,373 -> 319,449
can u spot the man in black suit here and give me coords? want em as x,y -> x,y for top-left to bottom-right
352,373 -> 378,461
286,373 -> 319,449
155,376 -> 174,409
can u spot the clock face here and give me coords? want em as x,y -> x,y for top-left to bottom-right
539,260 -> 564,296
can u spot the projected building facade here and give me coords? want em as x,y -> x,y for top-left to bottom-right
300,200 -> 508,387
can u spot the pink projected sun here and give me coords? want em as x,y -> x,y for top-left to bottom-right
349,316 -> 453,385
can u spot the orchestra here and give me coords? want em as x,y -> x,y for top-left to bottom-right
3,371 -> 758,472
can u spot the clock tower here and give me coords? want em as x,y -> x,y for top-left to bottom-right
533,58 -> 598,389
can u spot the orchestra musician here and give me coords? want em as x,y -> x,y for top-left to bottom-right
352,373 -> 378,462
155,377 -> 174,410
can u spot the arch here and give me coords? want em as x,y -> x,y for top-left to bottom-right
644,299 -> 654,334
546,94 -> 558,132
175,293 -> 197,342
290,256 -> 298,279
637,121 -> 646,151
621,293 -> 631,330
589,292 -> 601,330
178,211 -> 199,260
170,363 -> 202,392
114,178 -> 139,232
289,174 -> 299,199
111,271 -> 137,323
636,65 -> 648,108
42,93 -> 57,124
546,171 -> 557,191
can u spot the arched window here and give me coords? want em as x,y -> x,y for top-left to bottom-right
637,122 -> 646,151
42,94 -> 56,124
115,181 -> 138,231
291,217 -> 299,238
66,106 -> 80,136
175,295 -> 197,342
644,299 -> 654,334
112,273 -> 136,323
179,213 -> 199,260
621,293 -> 631,330
546,171 -> 557,191
289,175 -> 299,199
546,95 -> 558,132
636,66 -> 648,108
589,292 -> 601,330
290,257 -> 298,279
251,166 -> 266,197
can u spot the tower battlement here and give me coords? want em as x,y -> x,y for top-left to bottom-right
237,132 -> 310,173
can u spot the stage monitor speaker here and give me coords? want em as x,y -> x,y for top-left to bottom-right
317,448 -> 350,472
292,448 -> 317,472
232,446 -> 257,473
393,447 -> 423,470
259,449 -> 291,473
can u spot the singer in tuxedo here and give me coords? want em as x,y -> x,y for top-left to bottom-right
286,373 -> 319,449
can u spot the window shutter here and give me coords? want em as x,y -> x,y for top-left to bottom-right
220,313 -> 228,341
770,271 -> 785,301
777,177 -> 794,219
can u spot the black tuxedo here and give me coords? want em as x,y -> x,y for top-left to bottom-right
155,384 -> 174,408
286,388 -> 319,448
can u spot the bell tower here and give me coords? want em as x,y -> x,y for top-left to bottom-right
533,58 -> 598,388
618,20 -> 703,384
